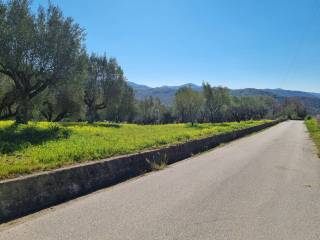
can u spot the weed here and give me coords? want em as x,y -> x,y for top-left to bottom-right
305,118 -> 320,157
0,120 -> 270,179
148,153 -> 168,171
150,161 -> 167,171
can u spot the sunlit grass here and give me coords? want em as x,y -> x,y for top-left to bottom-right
0,120 -> 270,179
305,118 -> 320,157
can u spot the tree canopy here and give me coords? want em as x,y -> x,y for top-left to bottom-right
0,0 -> 85,123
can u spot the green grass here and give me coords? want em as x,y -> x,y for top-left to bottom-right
0,120 -> 271,179
305,118 -> 320,157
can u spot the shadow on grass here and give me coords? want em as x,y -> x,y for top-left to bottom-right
185,123 -> 206,129
185,122 -> 231,129
0,123 -> 70,154
91,123 -> 121,128
60,122 -> 121,128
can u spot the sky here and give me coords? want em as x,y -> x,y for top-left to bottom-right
32,0 -> 320,92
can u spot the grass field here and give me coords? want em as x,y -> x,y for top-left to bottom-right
305,118 -> 320,157
0,120 -> 270,179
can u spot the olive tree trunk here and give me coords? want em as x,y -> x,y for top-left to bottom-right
15,94 -> 30,124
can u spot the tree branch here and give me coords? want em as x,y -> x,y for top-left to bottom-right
96,102 -> 106,110
29,81 -> 48,99
53,111 -> 70,122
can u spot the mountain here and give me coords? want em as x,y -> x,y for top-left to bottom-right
230,88 -> 320,114
128,82 -> 202,105
128,81 -> 320,114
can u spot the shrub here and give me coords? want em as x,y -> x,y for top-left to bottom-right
305,115 -> 312,121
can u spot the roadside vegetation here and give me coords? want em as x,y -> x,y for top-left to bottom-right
0,120 -> 270,179
305,117 -> 320,157
0,0 -> 308,180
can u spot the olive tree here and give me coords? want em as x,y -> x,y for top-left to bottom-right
84,55 -> 135,123
202,82 -> 230,122
174,85 -> 203,125
136,96 -> 167,124
84,54 -> 108,123
0,0 -> 85,123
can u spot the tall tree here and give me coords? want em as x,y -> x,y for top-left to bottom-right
103,58 -> 130,122
174,85 -> 203,125
280,97 -> 307,119
229,96 -> 275,122
115,85 -> 136,122
0,0 -> 85,123
84,55 -> 134,123
136,96 -> 167,124
202,82 -> 230,122
35,54 -> 87,122
84,54 -> 108,123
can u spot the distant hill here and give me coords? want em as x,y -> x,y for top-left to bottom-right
127,82 -> 202,105
232,88 -> 320,99
128,81 -> 320,114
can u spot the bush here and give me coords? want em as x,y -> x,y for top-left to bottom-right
305,115 -> 312,120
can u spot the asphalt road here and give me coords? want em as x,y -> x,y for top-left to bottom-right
1,120 -> 320,240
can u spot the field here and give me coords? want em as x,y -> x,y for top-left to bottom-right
305,118 -> 320,157
0,120 -> 270,179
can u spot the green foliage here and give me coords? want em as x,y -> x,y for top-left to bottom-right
136,96 -> 168,124
305,115 -> 312,120
174,85 -> 203,124
0,0 -> 85,123
84,54 -> 134,123
229,96 -> 274,122
0,74 -> 16,118
202,82 -> 230,122
0,122 -> 70,154
278,97 -> 307,120
305,118 -> 320,157
0,120 -> 270,179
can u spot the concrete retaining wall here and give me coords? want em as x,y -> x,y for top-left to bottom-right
0,120 -> 282,223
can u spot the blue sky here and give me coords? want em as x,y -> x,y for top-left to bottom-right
32,0 -> 320,92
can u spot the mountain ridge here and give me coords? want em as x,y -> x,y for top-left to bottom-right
128,81 -> 320,114
128,81 -> 320,97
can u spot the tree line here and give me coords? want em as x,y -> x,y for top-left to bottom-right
138,84 -> 306,125
0,0 -> 306,124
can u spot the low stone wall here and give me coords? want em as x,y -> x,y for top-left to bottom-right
0,120 -> 282,223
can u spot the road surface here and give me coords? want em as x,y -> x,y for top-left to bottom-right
1,120 -> 320,240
